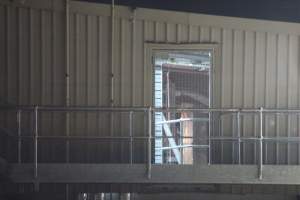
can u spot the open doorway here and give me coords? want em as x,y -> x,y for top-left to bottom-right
153,49 -> 212,164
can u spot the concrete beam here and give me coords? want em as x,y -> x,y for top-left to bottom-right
9,164 -> 300,185
134,193 -> 298,200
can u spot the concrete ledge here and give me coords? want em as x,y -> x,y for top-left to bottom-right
9,164 -> 300,185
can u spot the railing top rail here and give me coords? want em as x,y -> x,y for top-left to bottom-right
1,105 -> 300,113
0,105 -> 149,112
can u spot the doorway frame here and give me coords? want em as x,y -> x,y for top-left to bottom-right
144,43 -> 221,164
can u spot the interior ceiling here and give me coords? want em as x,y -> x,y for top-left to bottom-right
78,0 -> 300,23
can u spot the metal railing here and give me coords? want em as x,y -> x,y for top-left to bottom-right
2,106 -> 300,180
0,106 -> 153,179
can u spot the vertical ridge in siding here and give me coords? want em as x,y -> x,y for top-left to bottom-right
7,6 -> 18,105
243,31 -> 255,164
298,35 -> 300,165
221,29 -> 234,163
253,31 -> 258,164
189,25 -> 199,42
179,24 -> 188,42
176,23 -> 180,42
17,7 -> 21,105
287,35 -> 291,165
134,19 -> 144,106
0,5 -> 5,106
286,35 -> 299,164
120,18 -> 124,106
211,27 -> 222,163
277,34 -> 289,164
200,26 -> 210,43
5,6 -> 9,105
265,33 -> 277,164
131,16 -> 136,106
113,18 -> 121,106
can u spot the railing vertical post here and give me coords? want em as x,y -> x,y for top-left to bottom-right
180,121 -> 183,164
237,111 -> 241,164
17,110 -> 22,163
258,107 -> 263,180
208,111 -> 211,165
66,112 -> 70,163
129,111 -> 133,164
34,106 -> 38,179
147,107 -> 152,179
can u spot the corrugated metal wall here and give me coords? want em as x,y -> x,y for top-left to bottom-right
0,2 -> 65,106
2,0 -> 300,165
0,1 -> 66,163
66,1 -> 300,165
2,0 -> 300,196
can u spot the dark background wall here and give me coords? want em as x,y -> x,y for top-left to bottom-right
80,0 -> 300,23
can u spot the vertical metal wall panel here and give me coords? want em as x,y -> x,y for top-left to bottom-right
220,29 -> 234,163
7,6 -> 18,105
0,5 -> 6,105
134,19 -> 145,106
253,32 -> 266,167
155,22 -> 166,42
40,10 -> 52,161
265,33 -> 277,164
166,23 -> 177,43
111,17 -> 121,162
0,5 -> 5,158
99,16 -> 111,107
143,20 -> 154,106
120,19 -> 132,107
113,18 -> 121,106
133,20 -> 146,163
232,30 -> 244,108
69,13 -> 76,107
189,25 -> 199,42
243,31 -> 255,164
210,27 -> 222,163
200,26 -> 211,42
178,24 -> 189,42
232,30 -> 244,164
254,32 -> 267,107
52,11 -> 65,106
68,12 -> 77,162
119,18 -> 132,162
86,15 -> 98,162
4,6 -> 16,140
72,13 -> 87,162
287,35 -> 299,164
277,34 -> 289,164
211,27 -> 222,108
